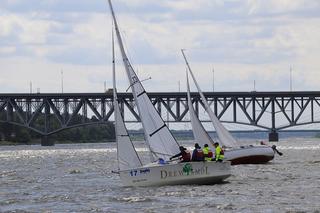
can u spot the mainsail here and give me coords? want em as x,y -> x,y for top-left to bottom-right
112,29 -> 142,170
108,0 -> 180,161
181,50 -> 238,148
186,70 -> 215,148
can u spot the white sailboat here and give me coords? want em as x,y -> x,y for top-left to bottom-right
182,50 -> 276,165
109,0 -> 231,186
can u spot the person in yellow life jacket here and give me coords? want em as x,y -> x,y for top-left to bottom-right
202,144 -> 213,161
214,142 -> 224,162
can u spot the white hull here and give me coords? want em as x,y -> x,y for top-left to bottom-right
119,161 -> 231,186
224,145 -> 275,165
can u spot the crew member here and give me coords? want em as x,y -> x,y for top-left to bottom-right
214,142 -> 224,162
192,143 -> 204,161
202,144 -> 213,161
170,146 -> 191,162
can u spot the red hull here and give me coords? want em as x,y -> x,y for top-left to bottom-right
230,155 -> 274,165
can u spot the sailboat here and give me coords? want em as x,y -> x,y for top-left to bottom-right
109,0 -> 231,186
182,50 -> 276,165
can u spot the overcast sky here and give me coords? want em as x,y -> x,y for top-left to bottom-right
1,0 -> 320,93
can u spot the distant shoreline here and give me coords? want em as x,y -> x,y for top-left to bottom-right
1,130 -> 319,146
130,129 -> 320,140
0,139 -> 115,146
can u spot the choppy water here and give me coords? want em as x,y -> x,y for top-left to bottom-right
1,138 -> 320,213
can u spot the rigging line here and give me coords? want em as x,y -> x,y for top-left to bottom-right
120,29 -> 140,75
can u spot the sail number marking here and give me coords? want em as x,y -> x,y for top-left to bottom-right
129,168 -> 150,176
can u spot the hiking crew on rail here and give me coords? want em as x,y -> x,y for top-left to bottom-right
169,143 -> 224,163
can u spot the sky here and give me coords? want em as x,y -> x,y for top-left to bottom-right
1,0 -> 320,94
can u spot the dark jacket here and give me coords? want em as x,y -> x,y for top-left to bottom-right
192,148 -> 204,161
171,150 -> 191,162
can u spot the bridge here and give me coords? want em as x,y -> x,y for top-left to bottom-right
1,91 -> 320,145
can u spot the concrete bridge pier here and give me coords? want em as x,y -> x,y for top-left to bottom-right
41,135 -> 54,146
269,131 -> 279,142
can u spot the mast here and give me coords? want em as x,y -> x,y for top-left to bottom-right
212,67 -> 214,92
112,24 -> 119,168
108,0 -> 180,161
112,25 -> 142,170
108,0 -> 152,158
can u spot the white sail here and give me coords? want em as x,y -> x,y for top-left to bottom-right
112,28 -> 142,170
181,50 -> 238,148
186,71 -> 215,148
108,0 -> 180,161
114,92 -> 143,170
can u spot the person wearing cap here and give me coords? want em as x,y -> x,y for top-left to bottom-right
170,146 -> 191,162
214,142 -> 224,162
192,143 -> 204,161
202,144 -> 213,161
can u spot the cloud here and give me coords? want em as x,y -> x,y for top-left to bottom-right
0,0 -> 320,94
247,0 -> 320,16
1,0 -> 108,13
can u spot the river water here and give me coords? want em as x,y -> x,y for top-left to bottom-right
1,138 -> 320,213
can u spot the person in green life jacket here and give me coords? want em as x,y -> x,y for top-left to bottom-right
214,142 -> 224,162
202,144 -> 213,161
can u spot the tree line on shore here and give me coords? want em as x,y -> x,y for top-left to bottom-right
0,110 -> 116,145
0,111 -> 117,146
0,122 -> 115,145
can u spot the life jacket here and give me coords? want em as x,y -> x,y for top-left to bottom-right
196,149 -> 204,160
215,146 -> 224,161
203,147 -> 212,161
181,150 -> 191,162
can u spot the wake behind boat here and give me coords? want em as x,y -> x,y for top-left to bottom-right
108,0 -> 231,186
182,50 -> 281,165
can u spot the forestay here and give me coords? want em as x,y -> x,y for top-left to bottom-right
108,0 -> 180,161
181,50 -> 238,148
186,71 -> 215,148
112,30 -> 142,170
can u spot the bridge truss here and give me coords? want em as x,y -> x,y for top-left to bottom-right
1,91 -> 320,142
